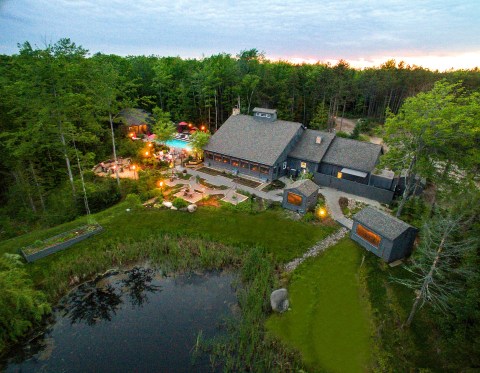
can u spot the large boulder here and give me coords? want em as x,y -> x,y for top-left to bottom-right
163,201 -> 172,208
270,288 -> 289,313
187,204 -> 197,213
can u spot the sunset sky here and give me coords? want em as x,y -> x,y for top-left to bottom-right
1,0 -> 479,71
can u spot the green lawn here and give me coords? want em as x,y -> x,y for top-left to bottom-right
0,203 -> 335,263
266,238 -> 373,373
0,201 -> 336,300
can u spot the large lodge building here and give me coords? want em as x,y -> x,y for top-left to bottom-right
203,108 -> 398,203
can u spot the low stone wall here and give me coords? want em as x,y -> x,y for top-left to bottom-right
21,226 -> 104,263
314,173 -> 394,204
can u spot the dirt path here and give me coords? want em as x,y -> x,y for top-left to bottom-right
334,117 -> 357,134
334,117 -> 386,148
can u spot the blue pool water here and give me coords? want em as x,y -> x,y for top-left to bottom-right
165,139 -> 192,150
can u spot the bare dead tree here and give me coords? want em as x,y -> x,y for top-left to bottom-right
393,213 -> 478,327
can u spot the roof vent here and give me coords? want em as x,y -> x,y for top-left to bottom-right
315,136 -> 322,144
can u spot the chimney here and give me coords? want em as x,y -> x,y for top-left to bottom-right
315,136 -> 322,144
232,107 -> 240,116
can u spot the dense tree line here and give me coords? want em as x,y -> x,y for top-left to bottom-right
1,39 -> 480,234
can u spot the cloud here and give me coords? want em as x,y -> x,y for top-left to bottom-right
0,0 -> 479,69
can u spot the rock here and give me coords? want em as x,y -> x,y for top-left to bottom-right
170,206 -> 178,210
270,288 -> 289,313
163,201 -> 172,208
125,208 -> 131,212
187,204 -> 197,213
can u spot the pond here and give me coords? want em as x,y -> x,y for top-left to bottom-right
1,268 -> 238,373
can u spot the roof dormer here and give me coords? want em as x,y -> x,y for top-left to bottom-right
252,107 -> 277,122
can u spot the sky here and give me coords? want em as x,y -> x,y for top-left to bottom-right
1,0 -> 479,71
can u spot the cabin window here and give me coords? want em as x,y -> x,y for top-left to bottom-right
214,155 -> 222,162
300,162 -> 307,169
223,156 -> 230,164
356,224 -> 381,247
283,161 -> 287,170
287,192 -> 302,206
337,171 -> 343,179
260,166 -> 269,174
205,151 -> 213,159
231,159 -> 239,167
240,161 -> 249,169
250,163 -> 259,172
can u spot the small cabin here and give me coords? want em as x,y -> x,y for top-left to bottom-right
282,179 -> 318,214
118,108 -> 153,136
351,206 -> 417,263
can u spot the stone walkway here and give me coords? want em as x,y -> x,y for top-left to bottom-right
175,166 -> 284,202
284,227 -> 349,272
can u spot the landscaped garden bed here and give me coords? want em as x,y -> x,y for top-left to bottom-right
20,224 -> 104,263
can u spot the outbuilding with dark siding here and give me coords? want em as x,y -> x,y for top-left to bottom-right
282,179 -> 319,214
350,206 -> 417,263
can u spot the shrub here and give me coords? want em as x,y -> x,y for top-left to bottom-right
0,254 -> 51,351
302,212 -> 316,223
336,131 -> 350,138
339,197 -> 349,210
172,197 -> 188,209
125,193 -> 142,209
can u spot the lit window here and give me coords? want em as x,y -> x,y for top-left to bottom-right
251,164 -> 258,172
337,172 -> 343,179
287,192 -> 302,206
223,157 -> 230,164
231,159 -> 239,167
214,155 -> 222,162
240,161 -> 249,169
301,162 -> 307,169
356,224 -> 381,247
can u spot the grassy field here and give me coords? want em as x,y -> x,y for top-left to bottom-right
0,200 -> 336,299
266,238 -> 373,373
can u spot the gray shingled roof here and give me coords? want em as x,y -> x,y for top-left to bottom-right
285,179 -> 318,196
253,107 -> 277,114
118,108 -> 153,126
322,137 -> 382,172
204,114 -> 302,166
353,206 -> 413,241
288,130 -> 335,163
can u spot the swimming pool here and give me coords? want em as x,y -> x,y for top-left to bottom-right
165,139 -> 192,150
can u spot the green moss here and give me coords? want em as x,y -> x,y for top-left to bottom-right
266,238 -> 373,372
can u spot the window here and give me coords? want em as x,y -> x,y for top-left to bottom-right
223,157 -> 230,164
240,161 -> 249,169
250,163 -> 259,172
282,161 -> 287,170
260,166 -> 269,174
231,159 -> 239,167
356,224 -> 381,247
287,192 -> 302,206
265,114 -> 271,118
205,151 -> 213,159
300,162 -> 307,169
214,155 -> 222,162
337,171 -> 343,179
